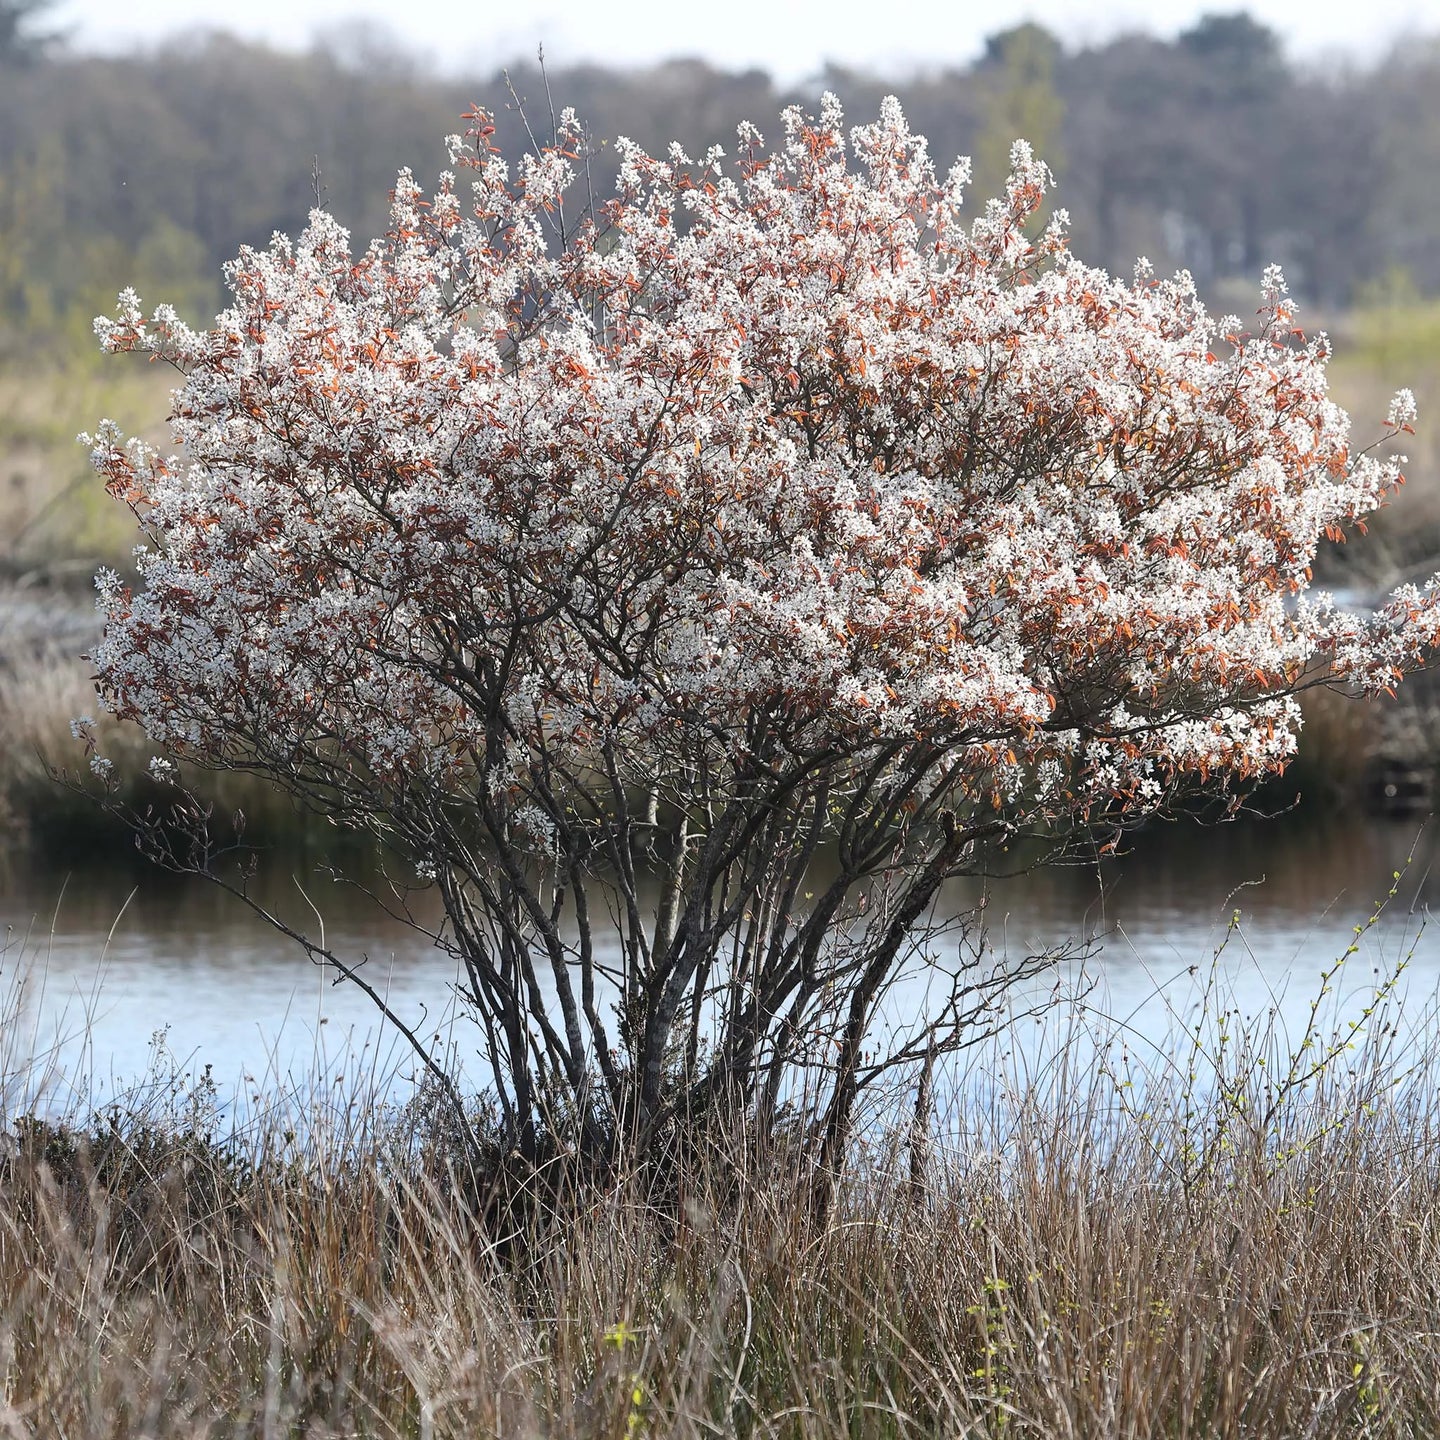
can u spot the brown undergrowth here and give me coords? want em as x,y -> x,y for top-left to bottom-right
0,905 -> 1436,1438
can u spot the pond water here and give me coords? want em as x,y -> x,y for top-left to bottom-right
1,811 -> 1436,1117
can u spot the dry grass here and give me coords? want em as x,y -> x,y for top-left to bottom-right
0,643 -> 328,854
0,921 -> 1436,1438
1288,684 -> 1397,805
0,641 -> 144,846
1324,300 -> 1440,593
0,355 -> 174,581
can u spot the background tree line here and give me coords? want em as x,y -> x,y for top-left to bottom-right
2,5 -> 1438,353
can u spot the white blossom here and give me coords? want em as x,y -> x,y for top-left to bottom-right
1388,387 -> 1418,430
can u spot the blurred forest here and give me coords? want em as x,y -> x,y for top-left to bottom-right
5,4 -> 1440,346
3,1 -> 1440,580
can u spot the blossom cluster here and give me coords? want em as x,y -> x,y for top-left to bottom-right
83,97 -> 1434,828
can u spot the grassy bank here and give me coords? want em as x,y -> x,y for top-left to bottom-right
0,641 -> 356,856
0,935 -> 1435,1438
1323,294 -> 1440,593
0,355 -> 173,583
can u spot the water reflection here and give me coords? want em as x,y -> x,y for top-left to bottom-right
0,859 -> 465,1112
0,813 -> 1434,1111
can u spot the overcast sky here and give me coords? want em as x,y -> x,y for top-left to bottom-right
48,0 -> 1440,79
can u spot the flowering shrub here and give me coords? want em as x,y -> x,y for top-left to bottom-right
82,97 -> 1433,1162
